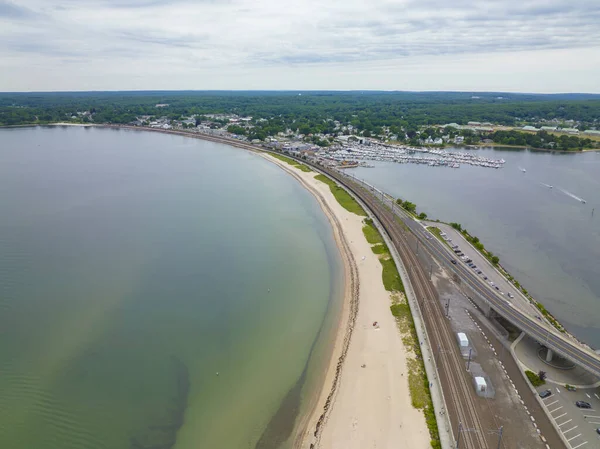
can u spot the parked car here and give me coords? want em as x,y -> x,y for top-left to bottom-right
494,286 -> 500,291
476,270 -> 482,274
483,275 -> 488,280
451,259 -> 457,265
596,428 -> 600,435
565,384 -> 577,392
576,401 -> 591,409
507,293 -> 514,299
539,390 -> 552,399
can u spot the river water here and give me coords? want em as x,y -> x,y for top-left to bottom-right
349,147 -> 600,348
0,126 -> 343,449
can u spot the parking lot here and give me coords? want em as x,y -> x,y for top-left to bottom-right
537,384 -> 600,448
426,222 -> 542,319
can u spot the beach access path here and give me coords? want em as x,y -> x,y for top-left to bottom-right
260,154 -> 430,449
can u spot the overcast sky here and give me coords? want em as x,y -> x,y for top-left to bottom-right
1,0 -> 600,92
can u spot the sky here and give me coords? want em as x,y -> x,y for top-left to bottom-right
1,0 -> 600,92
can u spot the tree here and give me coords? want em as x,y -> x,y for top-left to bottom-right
418,212 -> 427,220
402,201 -> 417,213
491,255 -> 500,265
538,370 -> 547,382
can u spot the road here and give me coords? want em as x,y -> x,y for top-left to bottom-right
337,172 -> 600,379
424,221 -> 542,320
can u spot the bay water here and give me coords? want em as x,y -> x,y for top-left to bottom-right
0,126 -> 343,449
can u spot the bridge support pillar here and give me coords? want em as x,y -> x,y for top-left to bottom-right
545,348 -> 554,362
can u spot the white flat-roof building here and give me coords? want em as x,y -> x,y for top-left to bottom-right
457,333 -> 469,348
475,377 -> 487,392
560,128 -> 579,134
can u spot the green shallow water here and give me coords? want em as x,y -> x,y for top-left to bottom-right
0,126 -> 343,449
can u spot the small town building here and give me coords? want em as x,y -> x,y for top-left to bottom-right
475,377 -> 487,392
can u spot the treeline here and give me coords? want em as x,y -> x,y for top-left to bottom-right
449,223 -> 499,265
2,91 -> 600,131
487,130 -> 594,151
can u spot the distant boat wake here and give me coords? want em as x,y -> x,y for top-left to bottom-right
540,183 -> 553,189
519,166 -> 527,173
557,187 -> 586,204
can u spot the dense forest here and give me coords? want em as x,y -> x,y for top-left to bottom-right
1,91 -> 599,132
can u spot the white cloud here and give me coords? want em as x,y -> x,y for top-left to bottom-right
0,0 -> 599,91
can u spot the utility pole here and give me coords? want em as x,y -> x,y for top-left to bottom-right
489,426 -> 504,449
456,422 -> 477,449
429,263 -> 433,280
496,426 -> 503,449
445,297 -> 450,317
466,348 -> 473,371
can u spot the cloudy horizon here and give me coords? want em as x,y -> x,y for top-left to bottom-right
1,0 -> 600,92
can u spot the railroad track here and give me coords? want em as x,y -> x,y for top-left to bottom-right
330,177 -> 491,449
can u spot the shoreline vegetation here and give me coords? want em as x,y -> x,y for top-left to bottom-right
260,154 -> 431,447
361,218 -> 441,448
390,193 -> 567,333
313,175 -> 367,216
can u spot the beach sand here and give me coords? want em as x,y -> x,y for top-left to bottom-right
260,154 -> 429,449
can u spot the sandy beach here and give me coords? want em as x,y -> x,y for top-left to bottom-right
260,154 -> 429,449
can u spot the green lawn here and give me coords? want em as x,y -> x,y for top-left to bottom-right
269,153 -> 312,172
390,300 -> 441,449
314,174 -> 367,216
381,258 -> 404,292
427,227 -> 451,249
362,218 -> 384,244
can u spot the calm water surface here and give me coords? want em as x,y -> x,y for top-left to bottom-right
350,147 -> 600,348
0,126 -> 343,449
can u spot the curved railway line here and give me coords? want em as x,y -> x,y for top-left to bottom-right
319,170 -> 492,449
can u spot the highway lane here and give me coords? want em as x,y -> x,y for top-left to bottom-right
372,187 -> 600,378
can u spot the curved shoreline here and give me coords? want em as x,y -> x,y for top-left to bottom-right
257,155 -> 360,449
44,124 -> 428,446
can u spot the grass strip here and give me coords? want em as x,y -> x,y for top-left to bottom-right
427,227 -> 451,249
315,174 -> 367,216
390,301 -> 441,449
362,218 -> 438,447
525,370 -> 546,387
270,153 -> 312,172
381,258 -> 404,292
362,218 -> 384,244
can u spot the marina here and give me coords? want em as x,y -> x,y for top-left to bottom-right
320,142 -> 506,169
